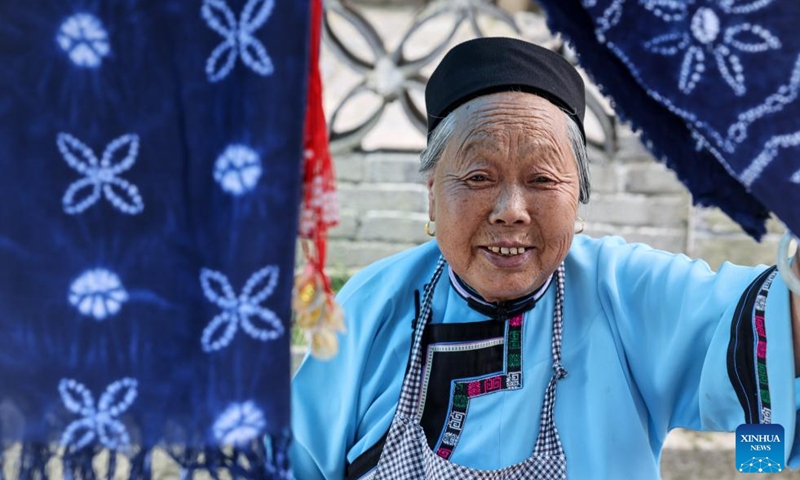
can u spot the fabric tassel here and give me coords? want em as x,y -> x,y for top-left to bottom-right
127,449 -> 152,480
0,431 -> 290,479
294,0 -> 344,360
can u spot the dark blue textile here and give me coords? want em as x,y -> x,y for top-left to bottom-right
540,0 -> 800,239
0,0 -> 308,478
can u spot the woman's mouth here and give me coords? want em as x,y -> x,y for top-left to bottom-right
485,246 -> 527,256
480,245 -> 532,268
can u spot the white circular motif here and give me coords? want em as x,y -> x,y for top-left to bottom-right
68,268 -> 129,320
212,401 -> 266,446
213,145 -> 263,196
691,7 -> 720,45
56,13 -> 111,68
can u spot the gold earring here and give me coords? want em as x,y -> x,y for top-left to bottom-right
575,217 -> 585,234
425,221 -> 436,237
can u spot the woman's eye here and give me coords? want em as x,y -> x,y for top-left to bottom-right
468,175 -> 488,182
533,176 -> 553,184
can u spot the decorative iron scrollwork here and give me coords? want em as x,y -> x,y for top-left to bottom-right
323,0 -> 617,155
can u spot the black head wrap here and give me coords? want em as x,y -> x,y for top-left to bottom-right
425,37 -> 586,143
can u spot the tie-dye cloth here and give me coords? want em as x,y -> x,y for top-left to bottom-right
541,0 -> 800,239
0,0 -> 308,478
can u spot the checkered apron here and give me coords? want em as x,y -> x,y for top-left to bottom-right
372,258 -> 568,480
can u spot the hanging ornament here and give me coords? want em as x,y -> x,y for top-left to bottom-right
294,0 -> 343,360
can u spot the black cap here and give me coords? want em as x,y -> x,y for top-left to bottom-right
425,37 -> 586,143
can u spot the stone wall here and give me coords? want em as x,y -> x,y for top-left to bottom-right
326,123 -> 785,274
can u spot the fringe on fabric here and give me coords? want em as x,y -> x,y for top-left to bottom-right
294,0 -> 345,360
0,432 -> 291,479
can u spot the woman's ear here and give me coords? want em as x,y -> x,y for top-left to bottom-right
427,175 -> 435,221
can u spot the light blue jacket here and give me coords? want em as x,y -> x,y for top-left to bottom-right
291,235 -> 798,479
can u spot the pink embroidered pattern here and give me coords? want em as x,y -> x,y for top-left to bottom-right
484,376 -> 502,392
755,315 -> 766,337
754,271 -> 777,423
757,340 -> 767,359
467,381 -> 481,397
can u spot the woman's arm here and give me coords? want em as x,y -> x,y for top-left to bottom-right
791,251 -> 800,375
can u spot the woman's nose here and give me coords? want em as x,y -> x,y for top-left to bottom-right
489,184 -> 531,225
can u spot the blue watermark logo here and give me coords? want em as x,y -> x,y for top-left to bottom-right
736,424 -> 784,473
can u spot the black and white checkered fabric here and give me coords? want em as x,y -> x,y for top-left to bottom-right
532,264 -> 567,460
373,261 -> 568,480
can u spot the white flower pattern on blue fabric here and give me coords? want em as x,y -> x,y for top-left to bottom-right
56,13 -> 110,68
726,56 -> 800,147
213,144 -> 263,195
740,130 -> 800,187
212,401 -> 266,446
69,268 -> 129,321
58,133 -> 144,215
791,166 -> 800,184
642,0 -> 780,95
59,378 -> 138,452
201,0 -> 275,82
200,265 -> 284,352
594,0 -> 627,42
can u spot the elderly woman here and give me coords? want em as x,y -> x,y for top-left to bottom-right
291,37 -> 800,479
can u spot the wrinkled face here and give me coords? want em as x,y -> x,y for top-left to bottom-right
428,92 -> 580,302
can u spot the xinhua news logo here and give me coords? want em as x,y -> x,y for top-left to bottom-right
736,424 -> 784,474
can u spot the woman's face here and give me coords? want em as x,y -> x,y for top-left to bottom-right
428,92 -> 580,302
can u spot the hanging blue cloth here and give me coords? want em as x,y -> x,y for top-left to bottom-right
539,0 -> 800,239
0,0 -> 308,478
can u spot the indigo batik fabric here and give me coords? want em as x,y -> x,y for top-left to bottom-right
539,0 -> 800,239
0,0 -> 309,478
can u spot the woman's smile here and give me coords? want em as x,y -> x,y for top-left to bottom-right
478,244 -> 534,268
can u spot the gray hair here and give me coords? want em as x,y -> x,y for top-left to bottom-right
420,109 -> 591,204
